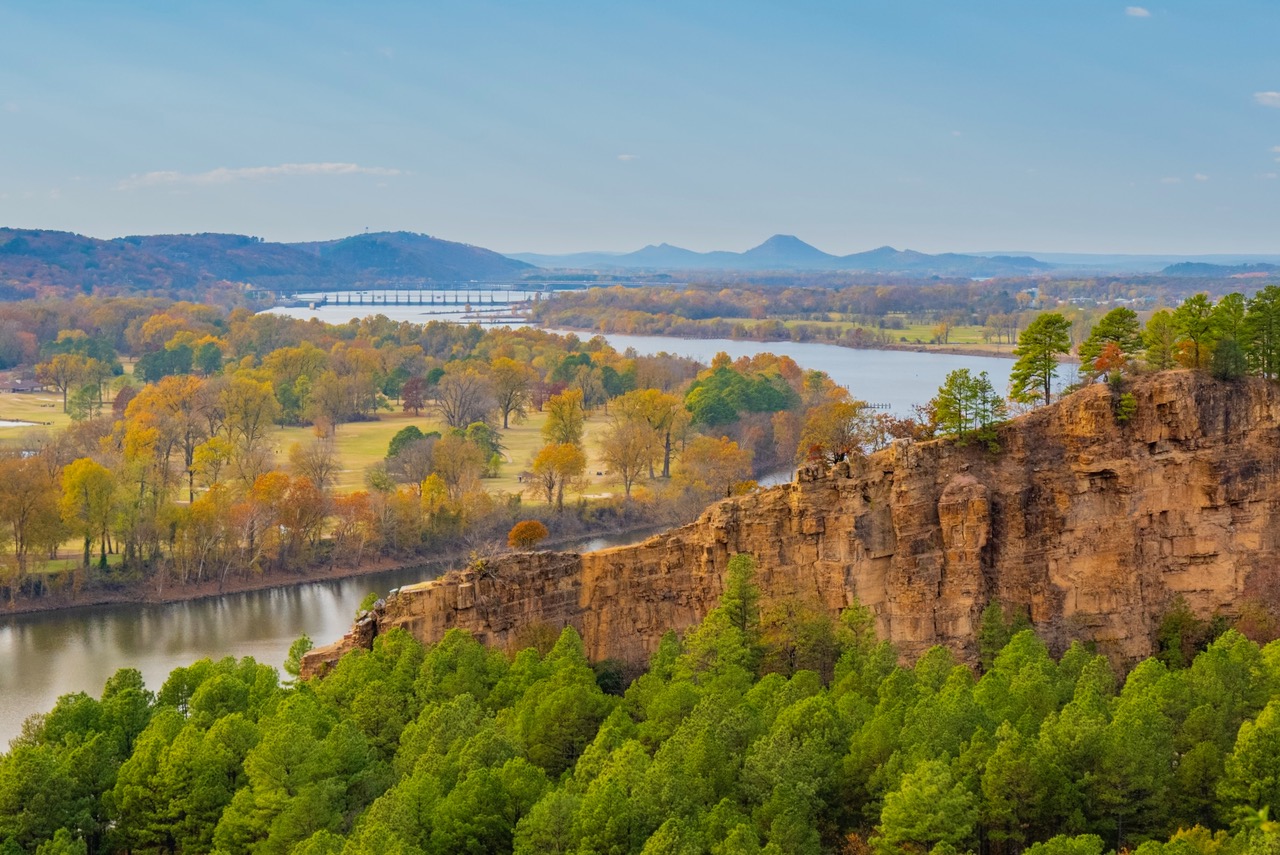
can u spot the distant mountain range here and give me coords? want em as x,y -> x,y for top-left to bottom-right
1160,261 -> 1280,278
0,229 -> 533,295
2,228 -> 1276,299
509,234 -> 1054,277
973,252 -> 1280,274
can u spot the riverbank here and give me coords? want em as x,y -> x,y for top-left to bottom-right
536,321 -> 1035,360
0,520 -> 673,620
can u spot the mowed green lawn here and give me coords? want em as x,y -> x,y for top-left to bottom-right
0,391 -> 72,430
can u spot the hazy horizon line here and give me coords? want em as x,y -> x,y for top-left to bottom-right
3,223 -> 1279,260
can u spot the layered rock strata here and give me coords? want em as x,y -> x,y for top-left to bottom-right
302,372 -> 1280,678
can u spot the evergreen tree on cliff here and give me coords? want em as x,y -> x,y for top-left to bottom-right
1078,307 -> 1142,383
1010,313 -> 1073,407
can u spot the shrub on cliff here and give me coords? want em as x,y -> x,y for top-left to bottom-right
508,520 -> 549,550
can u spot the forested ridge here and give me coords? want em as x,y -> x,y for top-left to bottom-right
4,557 -> 1280,855
0,229 -> 531,299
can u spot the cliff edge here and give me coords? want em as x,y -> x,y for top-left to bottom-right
303,372 -> 1280,677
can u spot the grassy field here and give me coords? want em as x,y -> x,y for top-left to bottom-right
722,317 -> 1017,355
0,391 -> 72,430
271,408 -> 619,500
0,389 -> 621,505
889,322 -> 1017,352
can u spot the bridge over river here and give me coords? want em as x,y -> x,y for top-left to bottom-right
275,284 -> 561,309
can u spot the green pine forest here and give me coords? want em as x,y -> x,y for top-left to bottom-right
4,556 -> 1280,855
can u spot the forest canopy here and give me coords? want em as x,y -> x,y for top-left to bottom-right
4,556 -> 1280,855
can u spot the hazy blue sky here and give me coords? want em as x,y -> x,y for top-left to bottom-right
1,1 -> 1277,254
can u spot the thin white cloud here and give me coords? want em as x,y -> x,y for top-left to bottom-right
1160,176 -> 1182,184
617,154 -> 639,161
1194,173 -> 1209,181
1255,92 -> 1280,108
1260,172 -> 1279,180
3,101 -> 17,113
951,130 -> 962,137
1125,6 -> 1151,17
117,162 -> 402,190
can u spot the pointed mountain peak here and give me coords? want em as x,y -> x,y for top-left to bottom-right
741,235 -> 836,266
752,234 -> 817,250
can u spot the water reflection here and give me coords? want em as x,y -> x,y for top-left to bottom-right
2,325 -> 1022,746
548,331 -> 1018,416
0,526 -> 662,746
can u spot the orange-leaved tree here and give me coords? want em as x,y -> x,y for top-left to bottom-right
508,519 -> 549,550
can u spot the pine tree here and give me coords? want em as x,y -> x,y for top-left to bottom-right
1010,313 -> 1073,407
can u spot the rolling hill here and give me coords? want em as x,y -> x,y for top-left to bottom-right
0,229 -> 534,297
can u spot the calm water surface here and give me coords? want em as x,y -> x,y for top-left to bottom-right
547,330 -> 1018,415
0,316 -> 1025,747
266,306 -> 1020,412
0,527 -> 658,747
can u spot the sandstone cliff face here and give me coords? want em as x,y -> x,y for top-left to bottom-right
302,372 -> 1280,678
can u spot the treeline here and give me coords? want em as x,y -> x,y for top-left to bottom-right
913,286 -> 1280,449
0,297 -> 884,605
528,278 -> 1259,351
532,282 -> 1024,326
5,556 -> 1280,855
530,283 -> 994,347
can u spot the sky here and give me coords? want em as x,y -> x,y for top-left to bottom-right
0,1 -> 1277,255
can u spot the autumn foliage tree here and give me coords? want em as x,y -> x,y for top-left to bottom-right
542,389 -> 586,447
530,443 -> 586,511
599,418 -> 658,499
1093,342 -> 1128,384
401,376 -> 426,416
490,357 -> 536,429
60,457 -> 116,568
36,353 -> 103,413
614,388 -> 685,478
1078,307 -> 1142,384
676,435 -> 753,500
797,398 -> 881,465
507,519 -> 549,550
0,455 -> 63,596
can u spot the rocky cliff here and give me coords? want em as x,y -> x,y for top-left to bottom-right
302,372 -> 1280,677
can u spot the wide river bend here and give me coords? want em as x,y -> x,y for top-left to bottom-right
0,327 -> 1021,746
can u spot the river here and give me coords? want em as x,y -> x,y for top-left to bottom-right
0,527 -> 658,747
546,330 -> 1019,416
0,317 -> 1023,747
266,300 -> 1022,414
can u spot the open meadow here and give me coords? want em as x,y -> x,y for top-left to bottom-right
271,407 -> 619,498
0,391 -> 623,511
